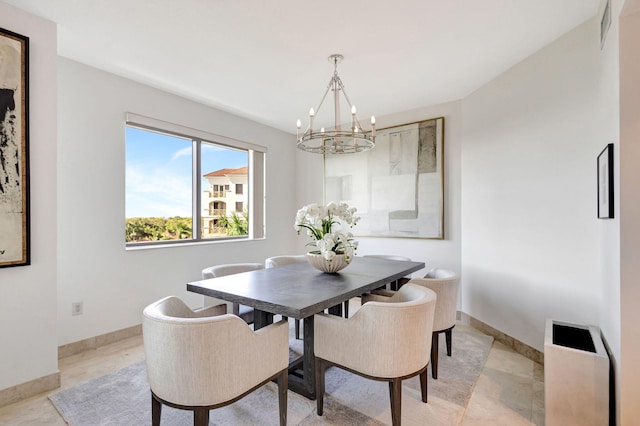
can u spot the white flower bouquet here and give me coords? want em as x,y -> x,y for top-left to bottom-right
294,201 -> 360,263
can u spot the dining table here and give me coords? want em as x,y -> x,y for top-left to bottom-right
187,255 -> 425,399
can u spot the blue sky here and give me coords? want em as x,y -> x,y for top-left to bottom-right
125,127 -> 248,218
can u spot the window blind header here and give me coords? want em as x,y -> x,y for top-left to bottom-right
126,112 -> 267,153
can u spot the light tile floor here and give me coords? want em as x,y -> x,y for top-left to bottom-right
0,315 -> 544,425
462,341 -> 545,425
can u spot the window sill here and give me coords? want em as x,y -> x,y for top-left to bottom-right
125,236 -> 265,251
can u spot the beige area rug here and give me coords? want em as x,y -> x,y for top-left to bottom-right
49,322 -> 492,425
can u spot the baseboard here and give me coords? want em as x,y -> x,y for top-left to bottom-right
0,372 -> 60,409
58,324 -> 142,359
459,311 -> 544,365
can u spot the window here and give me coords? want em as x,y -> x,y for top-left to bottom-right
125,113 -> 265,246
236,183 -> 243,194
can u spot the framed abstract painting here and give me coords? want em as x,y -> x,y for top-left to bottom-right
324,117 -> 444,239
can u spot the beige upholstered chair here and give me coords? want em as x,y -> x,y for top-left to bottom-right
265,254 -> 307,269
143,296 -> 289,426
314,284 -> 437,426
407,268 -> 460,379
363,254 -> 413,290
201,262 -> 264,324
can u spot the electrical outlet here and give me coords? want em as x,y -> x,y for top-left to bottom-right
72,302 -> 83,316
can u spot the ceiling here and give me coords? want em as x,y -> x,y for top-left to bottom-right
4,0 -> 601,133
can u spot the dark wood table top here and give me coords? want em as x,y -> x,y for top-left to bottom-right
187,256 -> 425,319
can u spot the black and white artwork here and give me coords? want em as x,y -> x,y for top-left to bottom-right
0,28 -> 30,267
325,117 -> 444,239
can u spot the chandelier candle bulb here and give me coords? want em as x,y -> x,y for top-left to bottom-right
351,105 -> 356,129
371,116 -> 376,137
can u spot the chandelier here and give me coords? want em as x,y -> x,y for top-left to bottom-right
296,54 -> 375,154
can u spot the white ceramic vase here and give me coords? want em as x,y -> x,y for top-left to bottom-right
306,251 -> 349,273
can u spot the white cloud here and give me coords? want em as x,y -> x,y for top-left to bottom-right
171,147 -> 192,161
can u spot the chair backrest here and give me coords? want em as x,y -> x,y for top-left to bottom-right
143,296 -> 288,407
143,296 -> 240,406
425,268 -> 456,280
152,295 -> 217,318
265,255 -> 307,268
409,268 -> 460,332
362,254 -> 411,262
316,283 -> 436,378
201,262 -> 264,279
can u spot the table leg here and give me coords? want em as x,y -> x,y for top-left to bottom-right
287,316 -> 316,399
254,310 -> 273,330
302,315 -> 315,396
327,304 -> 343,316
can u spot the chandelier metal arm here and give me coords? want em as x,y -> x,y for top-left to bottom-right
334,78 -> 366,132
311,76 -> 338,131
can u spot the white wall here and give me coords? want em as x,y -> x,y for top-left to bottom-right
619,1 -> 640,422
460,10 -> 620,362
56,58 -> 299,345
297,101 -> 463,279
0,3 -> 58,390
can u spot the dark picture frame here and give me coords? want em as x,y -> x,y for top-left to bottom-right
324,117 -> 444,239
0,27 -> 30,268
597,143 -> 614,219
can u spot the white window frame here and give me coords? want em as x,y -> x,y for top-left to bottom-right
125,113 -> 266,248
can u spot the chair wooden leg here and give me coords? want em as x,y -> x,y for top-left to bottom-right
193,408 -> 209,426
277,369 -> 288,426
388,379 -> 402,426
445,327 -> 453,356
295,319 -> 301,340
151,393 -> 162,426
420,368 -> 428,403
315,358 -> 326,416
431,332 -> 439,379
